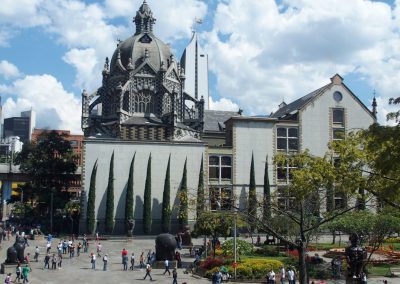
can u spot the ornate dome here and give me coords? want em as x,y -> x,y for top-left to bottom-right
110,34 -> 173,74
109,0 -> 173,74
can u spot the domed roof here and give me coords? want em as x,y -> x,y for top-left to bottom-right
110,33 -> 173,74
109,0 -> 173,74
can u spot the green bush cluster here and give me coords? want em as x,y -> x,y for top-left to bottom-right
221,239 -> 254,258
254,245 -> 282,257
384,237 -> 400,243
205,259 -> 283,280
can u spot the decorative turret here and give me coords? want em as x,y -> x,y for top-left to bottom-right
134,0 -> 156,35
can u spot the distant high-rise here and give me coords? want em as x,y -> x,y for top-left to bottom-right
180,32 -> 209,109
4,110 -> 36,143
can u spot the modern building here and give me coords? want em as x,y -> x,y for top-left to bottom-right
79,1 -> 376,235
3,110 -> 36,143
180,31 -> 209,109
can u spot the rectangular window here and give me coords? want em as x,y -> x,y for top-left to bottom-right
277,127 -> 299,152
333,128 -> 345,140
277,187 -> 296,211
70,140 -> 78,147
208,155 -> 232,181
334,192 -> 346,209
277,162 -> 296,184
332,109 -> 344,125
210,187 -> 232,211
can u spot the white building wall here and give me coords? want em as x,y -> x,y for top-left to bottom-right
301,84 -> 374,157
232,120 -> 275,209
81,140 -> 205,234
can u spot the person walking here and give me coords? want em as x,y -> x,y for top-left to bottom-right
97,242 -> 102,257
4,273 -> 11,284
58,254 -> 62,269
34,246 -> 39,262
121,248 -> 128,271
15,263 -> 22,283
91,253 -> 96,270
279,266 -> 286,284
46,242 -> 51,254
130,253 -> 135,270
44,253 -> 50,269
140,252 -> 144,269
172,268 -> 178,284
22,264 -> 30,284
143,263 -> 153,281
163,259 -> 171,275
287,267 -> 295,284
103,254 -> 108,271
77,242 -> 82,256
268,269 -> 276,284
175,251 -> 182,268
51,254 -> 57,270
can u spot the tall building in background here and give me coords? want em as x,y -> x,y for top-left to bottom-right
3,110 -> 36,143
180,31 -> 210,109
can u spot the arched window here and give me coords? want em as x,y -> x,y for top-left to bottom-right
133,91 -> 155,113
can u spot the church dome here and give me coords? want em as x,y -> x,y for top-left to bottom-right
109,0 -> 173,74
110,34 -> 173,73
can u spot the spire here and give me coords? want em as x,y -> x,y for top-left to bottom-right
372,90 -> 378,119
134,0 -> 156,35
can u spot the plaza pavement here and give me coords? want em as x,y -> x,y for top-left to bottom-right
0,235 -> 396,283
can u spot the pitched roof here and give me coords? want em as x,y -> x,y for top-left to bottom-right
270,83 -> 332,119
204,110 -> 238,132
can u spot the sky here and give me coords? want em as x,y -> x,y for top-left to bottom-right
0,0 -> 399,134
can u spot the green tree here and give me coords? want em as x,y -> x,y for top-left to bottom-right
193,212 -> 239,258
178,158 -> 188,229
86,160 -> 98,234
161,154 -> 171,233
125,153 -> 135,231
105,152 -> 115,234
248,153 -> 257,232
143,154 -> 152,234
14,131 -> 77,229
263,155 -> 271,223
196,155 -> 205,218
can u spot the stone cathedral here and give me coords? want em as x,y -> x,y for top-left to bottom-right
81,0 -> 204,142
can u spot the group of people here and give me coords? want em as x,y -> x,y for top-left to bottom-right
267,266 -> 296,284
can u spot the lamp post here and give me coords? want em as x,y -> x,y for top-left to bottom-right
233,212 -> 237,279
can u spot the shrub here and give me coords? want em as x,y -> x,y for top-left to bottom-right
254,245 -> 282,257
384,237 -> 400,243
221,239 -> 254,258
200,257 -> 225,270
233,259 -> 283,279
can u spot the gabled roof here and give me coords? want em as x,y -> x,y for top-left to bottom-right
271,83 -> 332,119
204,110 -> 238,132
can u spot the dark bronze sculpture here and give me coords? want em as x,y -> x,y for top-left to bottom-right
155,233 -> 176,261
345,233 -> 366,282
126,219 -> 135,237
6,234 -> 26,263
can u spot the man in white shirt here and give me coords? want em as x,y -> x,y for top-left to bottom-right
268,269 -> 276,284
287,267 -> 295,284
163,259 -> 171,275
103,254 -> 108,271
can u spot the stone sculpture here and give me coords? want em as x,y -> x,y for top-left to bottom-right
126,219 -> 135,237
6,235 -> 26,264
155,233 -> 176,261
345,233 -> 366,281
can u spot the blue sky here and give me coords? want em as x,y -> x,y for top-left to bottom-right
0,0 -> 399,133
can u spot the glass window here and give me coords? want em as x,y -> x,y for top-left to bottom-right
334,192 -> 346,209
277,162 -> 296,184
208,155 -> 232,181
333,109 -> 344,125
276,127 -> 298,152
333,129 -> 345,140
70,140 -> 78,147
209,156 -> 219,166
210,187 -> 232,211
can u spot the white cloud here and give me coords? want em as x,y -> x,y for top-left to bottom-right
205,0 -> 399,122
2,75 -> 82,133
63,48 -> 98,90
209,96 -> 239,112
0,60 -> 20,80
0,0 -> 49,27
